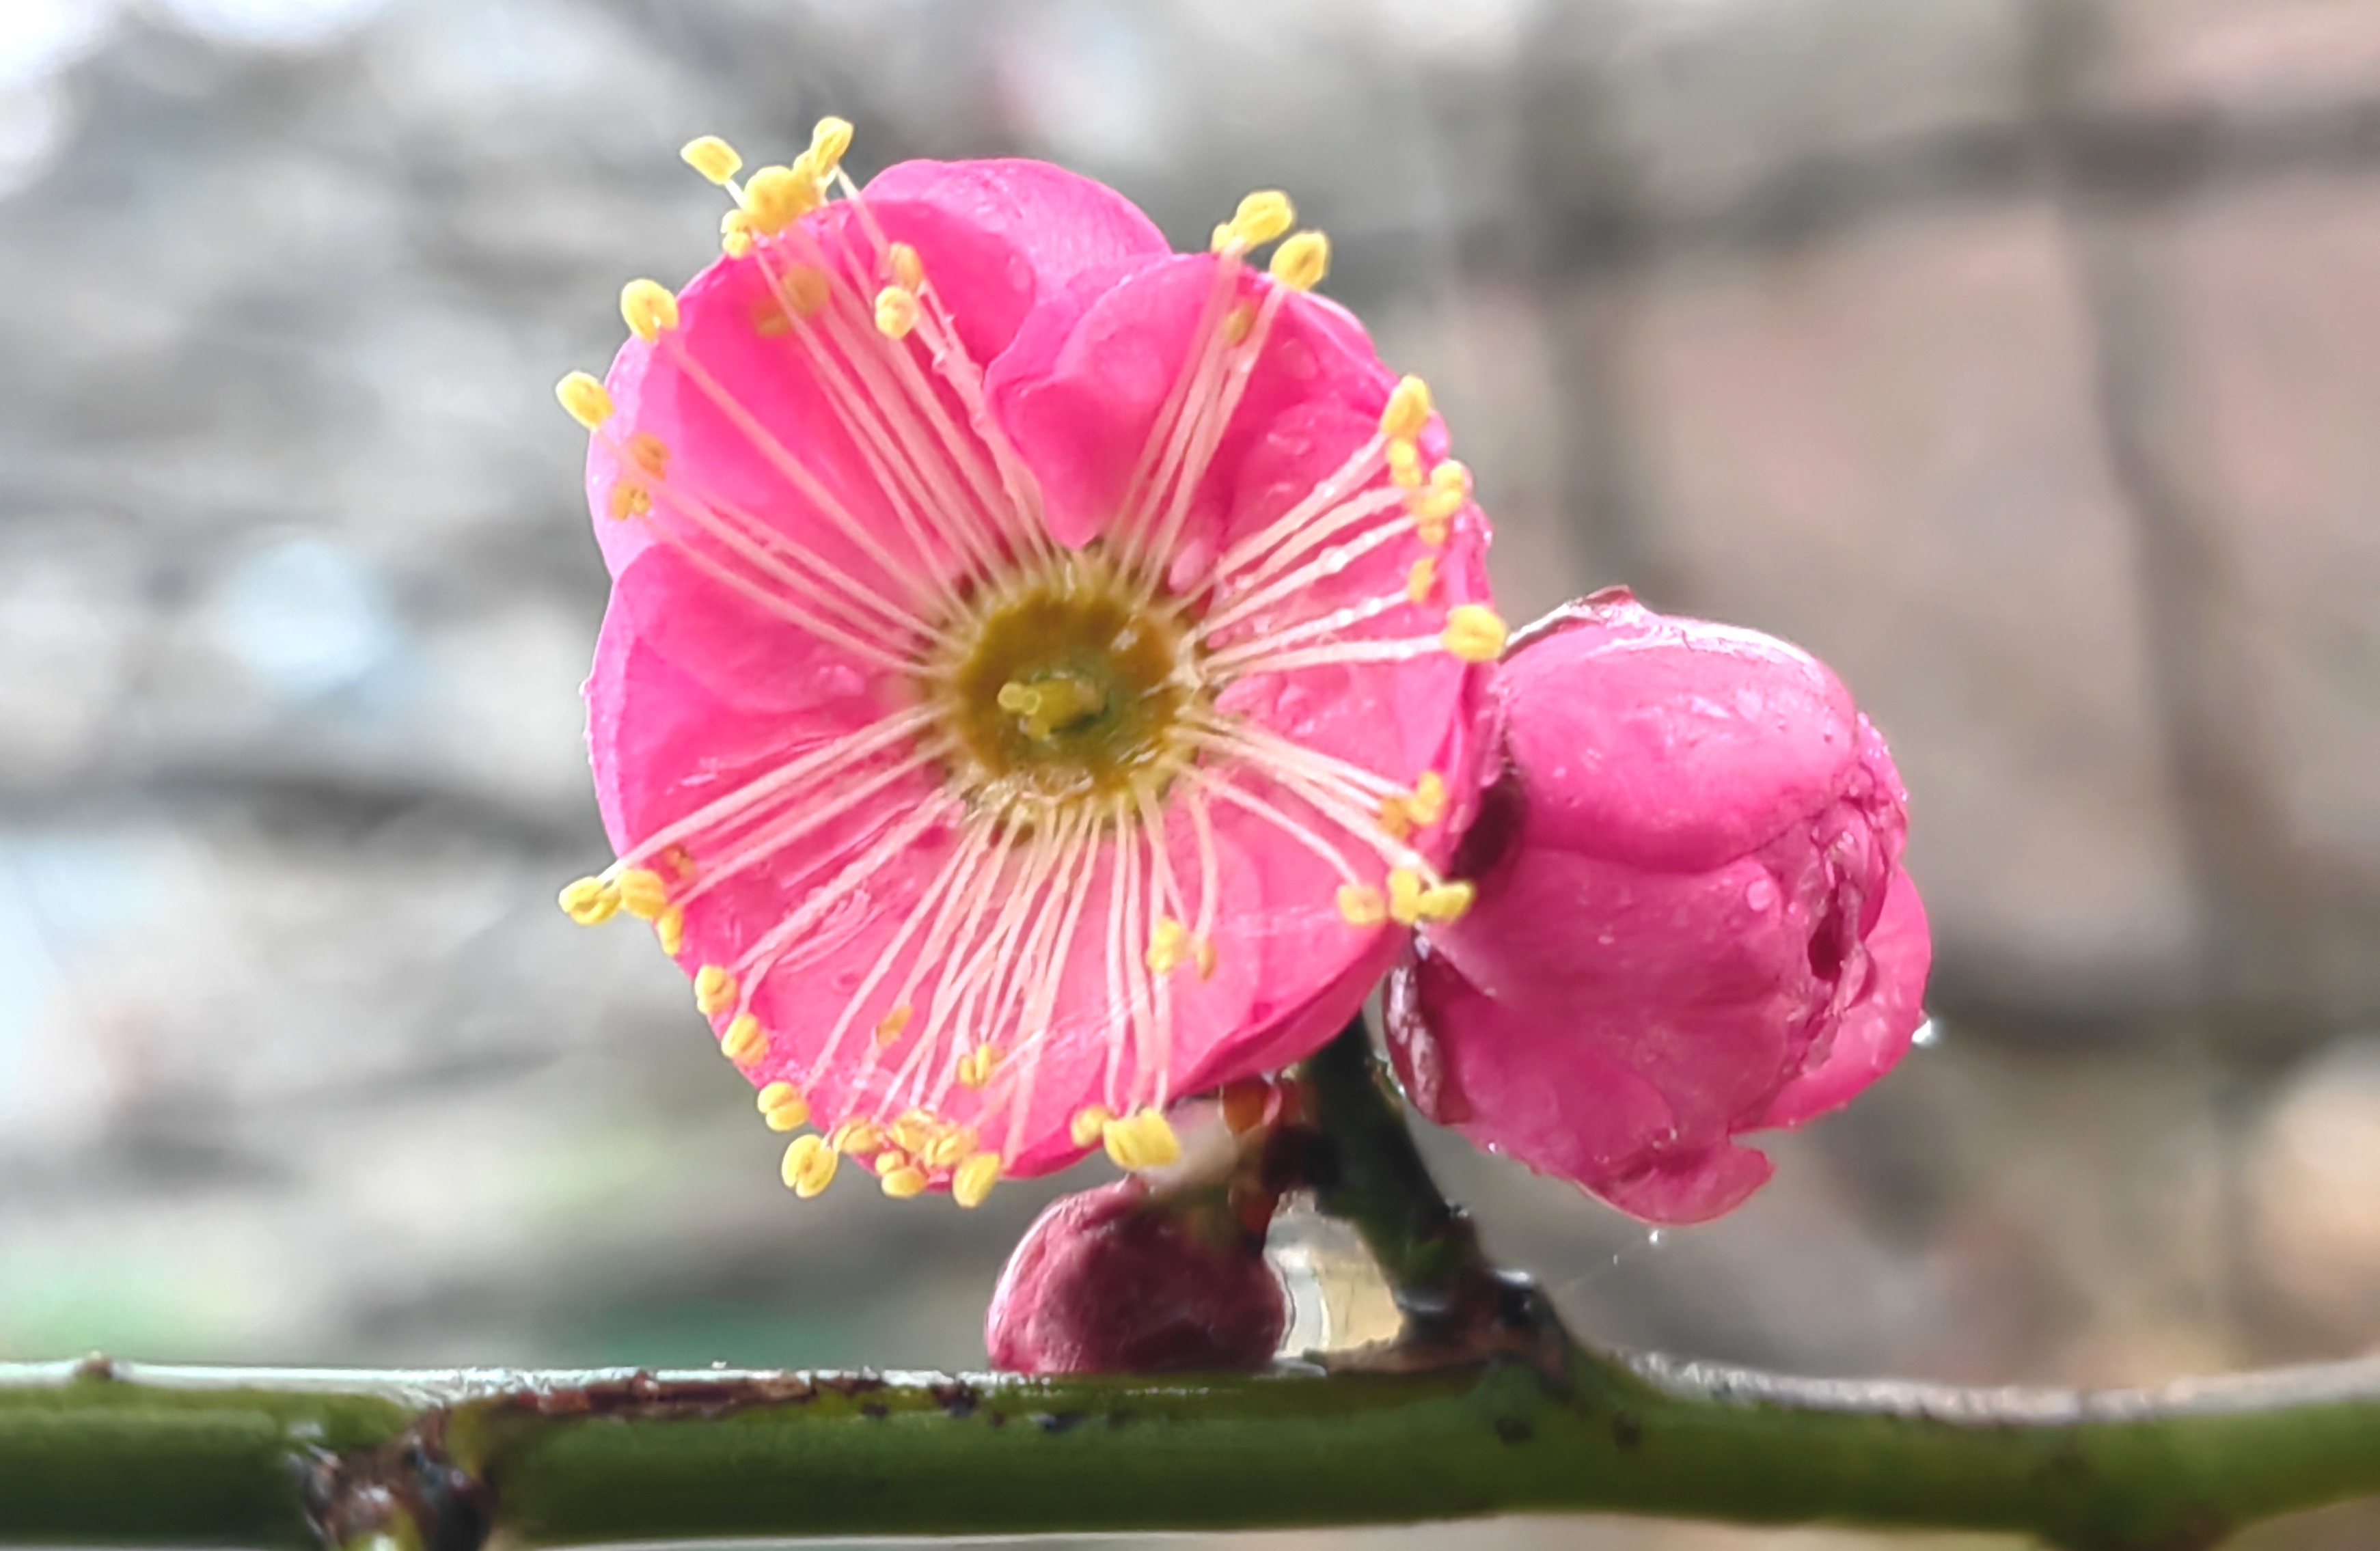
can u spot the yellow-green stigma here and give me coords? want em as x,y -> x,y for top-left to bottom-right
929,551 -> 1197,815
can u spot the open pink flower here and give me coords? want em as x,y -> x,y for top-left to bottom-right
1385,589 -> 1930,1224
554,124 -> 1498,1206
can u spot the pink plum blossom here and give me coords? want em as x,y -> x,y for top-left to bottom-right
985,1177 -> 1287,1373
1384,588 -> 1930,1224
553,124 -> 1499,1207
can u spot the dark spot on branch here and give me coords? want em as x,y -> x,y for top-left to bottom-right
1494,1415 -> 1535,1446
301,1413 -> 493,1551
1034,1411 -> 1087,1434
930,1382 -> 979,1419
858,1403 -> 888,1420
820,1373 -> 889,1399
1612,1412 -> 1643,1450
985,1409 -> 1007,1429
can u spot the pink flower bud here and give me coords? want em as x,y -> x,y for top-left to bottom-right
986,1179 -> 1287,1373
1386,588 -> 1932,1224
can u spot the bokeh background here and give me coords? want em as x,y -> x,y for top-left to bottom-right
2,0 -> 2377,1546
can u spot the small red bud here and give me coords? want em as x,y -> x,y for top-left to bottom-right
985,1178 -> 1287,1374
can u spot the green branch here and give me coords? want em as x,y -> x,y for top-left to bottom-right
2,1351 -> 2377,1550
5,1020 -> 2375,1550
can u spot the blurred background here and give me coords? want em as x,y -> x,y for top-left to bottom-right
1,0 -> 2377,1546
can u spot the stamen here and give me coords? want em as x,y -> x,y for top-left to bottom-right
781,1134 -> 838,1196
1212,189 -> 1294,252
655,906 -> 685,956
1381,375 -> 1431,441
875,286 -> 919,340
1100,1108 -> 1181,1170
620,278 -> 681,342
696,965 -> 738,1016
808,116 -> 855,181
558,875 -> 618,924
1071,1105 -> 1113,1149
1269,231 -> 1330,290
742,159 -> 821,235
1388,866 -> 1425,927
724,1013 -> 769,1065
1406,555 -> 1436,604
1419,881 -> 1476,922
888,241 -> 925,292
873,1004 -> 914,1047
555,372 -> 613,428
1442,604 -> 1509,663
615,868 -> 670,919
758,1081 -> 810,1131
1337,884 -> 1387,925
956,1045 -> 998,1089
879,1163 -> 929,1198
681,135 -> 742,185
953,1151 -> 1001,1208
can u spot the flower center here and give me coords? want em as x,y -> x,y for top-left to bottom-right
929,552 -> 1199,813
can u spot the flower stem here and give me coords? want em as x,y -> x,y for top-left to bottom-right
1291,1012 -> 1567,1367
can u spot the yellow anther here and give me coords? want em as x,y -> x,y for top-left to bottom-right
761,1089 -> 810,1133
874,1147 -> 913,1178
1146,916 -> 1190,975
1416,510 -> 1450,548
889,1109 -> 937,1155
1386,437 -> 1423,489
758,1080 -> 798,1113
1336,883 -> 1388,927
1405,555 -> 1436,605
741,163 -> 818,234
1102,1109 -> 1181,1171
874,285 -> 918,340
620,277 -> 680,342
923,1125 -> 978,1170
1223,189 -> 1295,249
1418,881 -> 1477,923
874,1004 -> 914,1047
625,432 -> 670,480
615,868 -> 669,920
694,965 -> 737,1016
1194,937 -> 1219,979
1442,604 -> 1509,663
830,1118 -> 885,1155
1209,222 -> 1235,253
720,208 -> 755,259
808,116 -> 854,180
777,265 -> 831,320
555,371 -> 613,429
1414,485 -> 1465,525
880,1164 -> 929,1199
953,1151 -> 1002,1209
655,905 -> 685,957
957,1045 -> 999,1090
888,241 -> 925,292
1410,771 -> 1447,826
1388,866 -> 1427,927
1382,376 -> 1432,441
662,845 -> 698,883
782,1134 -> 838,1196
722,1013 -> 767,1065
1376,795 -> 1412,842
1222,301 -> 1257,345
1269,230 -> 1330,290
681,135 -> 743,185
1070,1105 -> 1114,1150
1430,458 -> 1471,497
606,482 -> 651,521
558,875 -> 619,925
